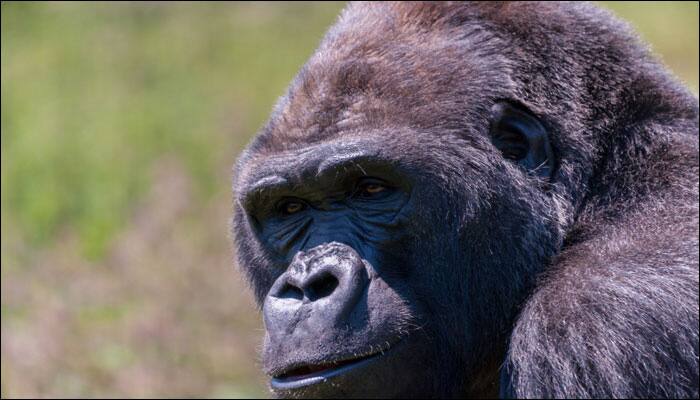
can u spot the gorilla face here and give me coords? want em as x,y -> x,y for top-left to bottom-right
236,139 -> 441,397
242,143 -> 428,397
233,3 -> 567,398
235,117 -> 561,397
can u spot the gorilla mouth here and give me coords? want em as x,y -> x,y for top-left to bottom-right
270,351 -> 385,391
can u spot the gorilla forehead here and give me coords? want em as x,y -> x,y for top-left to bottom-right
246,1 -> 634,160
236,130 -> 495,205
250,3 -> 516,154
236,0 -> 654,219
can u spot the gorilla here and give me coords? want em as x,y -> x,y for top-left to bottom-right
232,2 -> 699,398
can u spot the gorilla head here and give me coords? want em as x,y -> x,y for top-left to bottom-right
233,2 -> 699,398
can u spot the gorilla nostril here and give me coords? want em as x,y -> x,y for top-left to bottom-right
307,273 -> 339,301
278,283 -> 304,301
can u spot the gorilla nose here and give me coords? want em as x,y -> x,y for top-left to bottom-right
276,269 -> 339,302
264,242 -> 369,332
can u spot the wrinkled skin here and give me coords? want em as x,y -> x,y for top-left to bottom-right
233,2 -> 699,399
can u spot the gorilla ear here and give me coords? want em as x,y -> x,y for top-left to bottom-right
489,102 -> 554,179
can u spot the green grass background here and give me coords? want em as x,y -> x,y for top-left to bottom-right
1,2 -> 697,398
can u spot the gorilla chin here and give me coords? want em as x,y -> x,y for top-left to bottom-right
271,351 -> 386,391
268,339 -> 423,398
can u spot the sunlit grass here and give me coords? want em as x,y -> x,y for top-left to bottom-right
1,2 -> 345,259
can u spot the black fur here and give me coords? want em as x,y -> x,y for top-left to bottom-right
233,2 -> 699,398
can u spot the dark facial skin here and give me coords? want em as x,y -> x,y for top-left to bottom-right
242,145 -> 425,396
233,2 -> 698,399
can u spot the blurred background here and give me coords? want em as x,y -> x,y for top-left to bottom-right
1,2 -> 697,398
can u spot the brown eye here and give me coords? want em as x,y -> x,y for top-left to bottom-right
279,199 -> 305,215
363,183 -> 385,194
355,179 -> 390,199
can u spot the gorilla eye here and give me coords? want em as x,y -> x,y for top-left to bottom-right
277,199 -> 306,215
355,178 -> 390,198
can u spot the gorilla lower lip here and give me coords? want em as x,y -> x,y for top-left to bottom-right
271,352 -> 382,391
